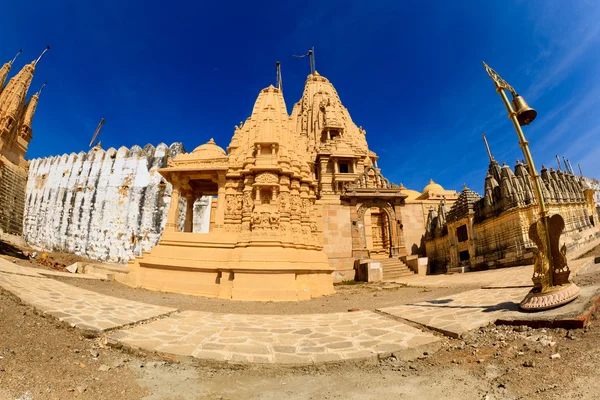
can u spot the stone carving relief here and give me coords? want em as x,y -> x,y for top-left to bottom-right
255,172 -> 279,185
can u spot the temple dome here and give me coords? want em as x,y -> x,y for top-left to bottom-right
401,188 -> 421,201
422,179 -> 444,194
192,138 -> 226,159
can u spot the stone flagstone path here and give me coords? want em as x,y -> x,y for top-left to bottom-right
1,258 -> 595,364
109,310 -> 440,364
377,287 -> 530,338
0,271 -> 175,333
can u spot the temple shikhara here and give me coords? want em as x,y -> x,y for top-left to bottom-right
4,48 -> 600,301
0,49 -> 47,235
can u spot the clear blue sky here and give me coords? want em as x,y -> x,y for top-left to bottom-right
1,0 -> 599,194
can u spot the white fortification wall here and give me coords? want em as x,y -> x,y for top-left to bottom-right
23,143 -> 187,264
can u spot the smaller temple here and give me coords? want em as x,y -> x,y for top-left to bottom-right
0,48 -> 47,234
425,139 -> 599,274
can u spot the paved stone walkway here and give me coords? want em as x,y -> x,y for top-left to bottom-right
109,310 -> 440,364
0,271 -> 175,333
378,288 -> 531,338
0,256 -> 597,365
391,257 -> 592,289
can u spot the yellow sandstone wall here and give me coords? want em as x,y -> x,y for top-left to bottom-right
0,157 -> 27,234
319,203 -> 355,282
400,202 -> 429,255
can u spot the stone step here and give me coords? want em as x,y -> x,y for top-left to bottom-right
379,258 -> 414,280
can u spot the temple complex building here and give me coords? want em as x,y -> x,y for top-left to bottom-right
425,146 -> 600,274
119,71 -> 453,300
0,50 -> 46,234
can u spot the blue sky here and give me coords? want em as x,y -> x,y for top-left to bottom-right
1,0 -> 599,194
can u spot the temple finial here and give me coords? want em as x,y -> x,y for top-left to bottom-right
34,45 -> 50,67
567,159 -> 575,175
556,155 -> 561,171
482,133 -> 494,163
37,82 -> 47,96
10,49 -> 22,65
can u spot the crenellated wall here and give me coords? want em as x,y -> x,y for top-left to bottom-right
23,143 -> 186,263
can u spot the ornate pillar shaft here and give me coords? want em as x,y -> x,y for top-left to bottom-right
165,183 -> 181,232
215,173 -> 227,228
184,193 -> 195,232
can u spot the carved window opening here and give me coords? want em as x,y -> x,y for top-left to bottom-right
457,225 -> 468,242
260,188 -> 271,205
339,162 -> 349,174
459,250 -> 470,261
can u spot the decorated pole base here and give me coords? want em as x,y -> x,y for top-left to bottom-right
520,283 -> 580,311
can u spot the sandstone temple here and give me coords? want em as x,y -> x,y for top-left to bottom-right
0,49 -> 47,235
425,141 -> 599,274
7,51 -> 600,302
121,72 -> 460,300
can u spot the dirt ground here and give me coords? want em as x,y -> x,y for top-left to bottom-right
3,283 -> 600,400
3,236 -> 600,399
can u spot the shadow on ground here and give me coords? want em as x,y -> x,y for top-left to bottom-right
0,240 -> 27,260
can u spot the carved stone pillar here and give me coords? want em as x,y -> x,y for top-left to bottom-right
184,192 -> 195,233
215,173 -> 227,228
165,180 -> 181,232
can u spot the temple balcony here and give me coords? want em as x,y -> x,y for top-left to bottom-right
333,172 -> 359,182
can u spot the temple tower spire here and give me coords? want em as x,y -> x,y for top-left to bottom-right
0,50 -> 22,93
20,82 -> 47,142
0,46 -> 49,163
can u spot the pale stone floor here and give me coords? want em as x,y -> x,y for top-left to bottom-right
378,287 -> 529,338
0,256 -> 596,364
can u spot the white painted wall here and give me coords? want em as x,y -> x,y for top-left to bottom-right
23,143 -> 185,263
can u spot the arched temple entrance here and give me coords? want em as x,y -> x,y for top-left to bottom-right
356,200 -> 399,258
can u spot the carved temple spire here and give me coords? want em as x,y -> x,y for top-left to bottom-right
0,61 -> 36,134
0,50 -> 22,92
19,82 -> 46,142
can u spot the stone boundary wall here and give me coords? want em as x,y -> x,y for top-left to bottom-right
23,143 -> 185,263
0,158 -> 27,235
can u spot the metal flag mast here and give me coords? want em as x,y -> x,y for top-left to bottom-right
89,118 -> 106,148
293,46 -> 315,75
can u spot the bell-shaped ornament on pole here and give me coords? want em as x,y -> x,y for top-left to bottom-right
512,95 -> 537,126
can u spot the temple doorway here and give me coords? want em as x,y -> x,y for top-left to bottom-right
354,201 -> 399,259
364,207 -> 392,258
